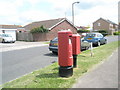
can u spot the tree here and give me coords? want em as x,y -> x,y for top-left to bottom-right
30,25 -> 48,34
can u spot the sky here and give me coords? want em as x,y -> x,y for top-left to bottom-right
0,0 -> 119,28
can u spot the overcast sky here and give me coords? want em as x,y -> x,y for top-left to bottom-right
0,0 -> 119,28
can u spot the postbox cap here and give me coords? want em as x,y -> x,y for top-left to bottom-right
72,34 -> 80,37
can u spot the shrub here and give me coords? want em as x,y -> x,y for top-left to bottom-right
30,25 -> 48,34
113,31 -> 120,35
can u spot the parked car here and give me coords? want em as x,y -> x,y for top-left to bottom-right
83,33 -> 107,46
0,34 -> 15,43
49,37 -> 90,54
81,33 -> 88,37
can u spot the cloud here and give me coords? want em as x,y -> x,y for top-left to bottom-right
47,0 -> 118,26
0,0 -> 118,27
69,0 -> 118,27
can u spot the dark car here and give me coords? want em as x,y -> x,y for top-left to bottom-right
49,37 -> 90,54
83,33 -> 107,46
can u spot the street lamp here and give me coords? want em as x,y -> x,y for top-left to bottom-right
72,1 -> 80,25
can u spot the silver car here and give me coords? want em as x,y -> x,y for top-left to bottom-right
49,37 -> 90,54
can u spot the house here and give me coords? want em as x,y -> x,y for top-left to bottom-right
93,18 -> 118,34
0,25 -> 22,40
22,18 -> 77,41
17,27 -> 26,33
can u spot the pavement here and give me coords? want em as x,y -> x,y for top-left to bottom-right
71,48 -> 119,88
0,41 -> 48,52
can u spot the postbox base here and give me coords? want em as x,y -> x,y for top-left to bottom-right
59,66 -> 73,77
73,55 -> 77,68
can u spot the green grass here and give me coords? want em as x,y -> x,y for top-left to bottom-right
44,42 -> 50,44
2,41 -> 120,88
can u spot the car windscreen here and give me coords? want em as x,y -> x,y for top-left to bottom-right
2,34 -> 12,37
86,34 -> 96,37
53,37 -> 58,41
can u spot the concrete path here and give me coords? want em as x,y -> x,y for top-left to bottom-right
72,49 -> 118,88
0,41 -> 48,52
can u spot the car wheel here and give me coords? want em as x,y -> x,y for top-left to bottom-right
104,40 -> 107,44
85,46 -> 89,50
52,51 -> 58,55
97,41 -> 101,46
2,39 -> 5,43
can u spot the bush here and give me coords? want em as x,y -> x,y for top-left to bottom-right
30,25 -> 48,34
113,31 -> 120,35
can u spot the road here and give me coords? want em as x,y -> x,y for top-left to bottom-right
1,45 -> 58,84
105,35 -> 118,43
0,36 -> 118,85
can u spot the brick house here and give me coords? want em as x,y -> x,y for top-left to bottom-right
22,18 -> 77,41
93,18 -> 118,34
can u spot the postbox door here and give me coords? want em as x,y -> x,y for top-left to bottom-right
58,31 -> 73,67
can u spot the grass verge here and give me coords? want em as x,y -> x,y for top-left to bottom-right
2,41 -> 120,88
44,42 -> 50,44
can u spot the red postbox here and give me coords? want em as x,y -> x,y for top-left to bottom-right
58,30 -> 73,77
71,34 -> 81,68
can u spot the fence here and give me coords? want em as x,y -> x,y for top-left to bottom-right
17,32 -> 55,41
17,32 -> 33,41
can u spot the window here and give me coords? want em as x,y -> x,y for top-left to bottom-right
97,34 -> 103,38
98,23 -> 101,26
19,31 -> 22,33
86,34 -> 96,37
2,30 -> 5,33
